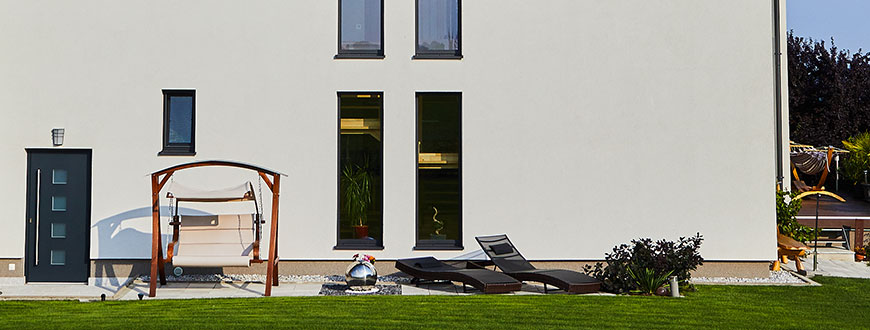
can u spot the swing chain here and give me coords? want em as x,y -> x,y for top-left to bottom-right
167,177 -> 175,220
257,177 -> 264,223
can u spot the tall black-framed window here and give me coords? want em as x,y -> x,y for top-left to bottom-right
159,90 -> 195,156
414,0 -> 461,59
335,0 -> 384,59
336,92 -> 384,249
415,92 -> 462,249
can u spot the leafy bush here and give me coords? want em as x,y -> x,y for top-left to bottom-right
776,190 -> 817,243
842,132 -> 870,184
583,234 -> 703,294
627,267 -> 673,295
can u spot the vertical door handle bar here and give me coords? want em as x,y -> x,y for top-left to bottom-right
34,168 -> 40,266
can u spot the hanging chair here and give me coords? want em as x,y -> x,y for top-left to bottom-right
790,143 -> 844,192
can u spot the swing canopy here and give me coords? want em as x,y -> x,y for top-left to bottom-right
148,160 -> 286,298
166,181 -> 256,202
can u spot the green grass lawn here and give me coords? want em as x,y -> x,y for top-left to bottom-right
0,276 -> 867,329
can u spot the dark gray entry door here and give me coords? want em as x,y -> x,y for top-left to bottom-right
25,150 -> 91,282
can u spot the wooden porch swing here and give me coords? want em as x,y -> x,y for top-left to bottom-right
149,160 -> 285,297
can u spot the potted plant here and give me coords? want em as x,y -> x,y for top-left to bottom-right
341,163 -> 372,239
842,132 -> 870,200
855,247 -> 867,262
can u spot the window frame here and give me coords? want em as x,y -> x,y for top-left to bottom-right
335,0 -> 385,59
159,89 -> 196,156
335,91 -> 385,250
414,92 -> 463,250
413,0 -> 463,60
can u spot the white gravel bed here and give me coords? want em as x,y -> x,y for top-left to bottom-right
138,274 -> 411,284
691,271 -> 805,285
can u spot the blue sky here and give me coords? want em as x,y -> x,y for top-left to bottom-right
787,0 -> 870,53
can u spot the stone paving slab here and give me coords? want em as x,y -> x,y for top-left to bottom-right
0,282 -> 126,300
781,251 -> 870,279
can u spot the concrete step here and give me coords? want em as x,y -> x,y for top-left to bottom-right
807,247 -> 856,261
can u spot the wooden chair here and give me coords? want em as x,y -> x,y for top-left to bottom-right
773,229 -> 810,276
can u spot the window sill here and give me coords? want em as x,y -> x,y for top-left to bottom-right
412,54 -> 463,60
157,151 -> 196,156
334,245 -> 385,251
334,54 -> 385,60
412,245 -> 464,251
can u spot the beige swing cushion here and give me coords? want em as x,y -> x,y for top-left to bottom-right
172,214 -> 256,267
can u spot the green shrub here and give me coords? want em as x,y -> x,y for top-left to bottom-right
776,190 -> 817,242
583,234 -> 703,294
627,267 -> 673,295
842,132 -> 870,184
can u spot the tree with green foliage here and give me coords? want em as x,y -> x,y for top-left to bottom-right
788,32 -> 870,148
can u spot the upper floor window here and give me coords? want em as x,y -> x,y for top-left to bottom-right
336,0 -> 384,59
415,0 -> 461,59
159,90 -> 195,156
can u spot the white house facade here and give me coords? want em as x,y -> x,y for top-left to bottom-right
0,0 -> 790,284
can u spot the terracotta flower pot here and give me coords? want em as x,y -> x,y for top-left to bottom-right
856,254 -> 866,262
353,225 -> 369,239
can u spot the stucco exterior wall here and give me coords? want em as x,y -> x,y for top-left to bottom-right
0,0 -> 779,264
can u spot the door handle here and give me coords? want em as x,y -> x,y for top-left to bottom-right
34,168 -> 40,267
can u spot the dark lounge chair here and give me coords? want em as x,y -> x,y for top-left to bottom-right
395,257 -> 522,294
475,234 -> 601,293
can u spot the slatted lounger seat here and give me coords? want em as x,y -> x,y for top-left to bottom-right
171,214 -> 257,267
395,257 -> 522,294
476,234 -> 601,293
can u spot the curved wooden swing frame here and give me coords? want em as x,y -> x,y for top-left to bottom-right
149,160 -> 286,297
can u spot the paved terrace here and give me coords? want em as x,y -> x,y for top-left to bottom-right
0,280 -> 612,301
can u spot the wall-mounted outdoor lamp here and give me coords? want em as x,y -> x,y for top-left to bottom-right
51,128 -> 64,146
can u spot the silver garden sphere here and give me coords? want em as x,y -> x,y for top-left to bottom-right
345,261 -> 377,288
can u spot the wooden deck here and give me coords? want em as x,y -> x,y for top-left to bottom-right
796,191 -> 869,250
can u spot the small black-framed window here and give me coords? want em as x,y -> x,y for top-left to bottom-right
159,90 -> 196,156
335,0 -> 384,59
414,0 -> 462,60
414,92 -> 462,250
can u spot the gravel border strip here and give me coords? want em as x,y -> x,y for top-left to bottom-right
691,271 -> 813,286
138,274 -> 411,284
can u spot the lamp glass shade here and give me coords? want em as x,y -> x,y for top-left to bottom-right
51,128 -> 64,146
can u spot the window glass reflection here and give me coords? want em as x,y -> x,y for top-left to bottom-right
341,0 -> 382,51
418,0 -> 460,52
